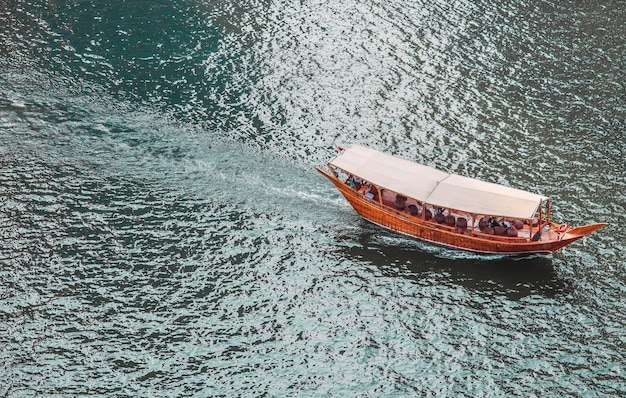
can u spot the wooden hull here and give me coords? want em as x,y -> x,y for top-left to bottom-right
318,168 -> 606,255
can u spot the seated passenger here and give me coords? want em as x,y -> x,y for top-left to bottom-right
365,184 -> 378,200
493,226 -> 507,236
478,216 -> 489,231
456,218 -> 467,228
394,195 -> 407,210
434,212 -> 445,224
347,175 -> 362,190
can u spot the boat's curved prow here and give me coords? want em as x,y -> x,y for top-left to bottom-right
565,223 -> 608,238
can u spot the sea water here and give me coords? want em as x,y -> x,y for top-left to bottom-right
1,0 -> 625,396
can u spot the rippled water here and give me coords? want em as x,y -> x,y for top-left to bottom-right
1,0 -> 625,396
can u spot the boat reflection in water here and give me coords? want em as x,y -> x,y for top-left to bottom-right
317,144 -> 607,255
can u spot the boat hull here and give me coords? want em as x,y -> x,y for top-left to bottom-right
318,168 -> 606,255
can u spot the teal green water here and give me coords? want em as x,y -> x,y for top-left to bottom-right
1,0 -> 625,396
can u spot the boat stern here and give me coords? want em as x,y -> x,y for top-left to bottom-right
563,223 -> 608,239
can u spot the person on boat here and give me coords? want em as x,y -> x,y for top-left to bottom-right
365,184 -> 377,200
346,175 -> 362,190
479,216 -> 489,231
490,217 -> 503,228
434,208 -> 446,224
394,194 -> 407,210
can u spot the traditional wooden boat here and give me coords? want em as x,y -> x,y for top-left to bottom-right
317,144 -> 607,255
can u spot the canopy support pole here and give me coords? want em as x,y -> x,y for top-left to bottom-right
328,163 -> 338,178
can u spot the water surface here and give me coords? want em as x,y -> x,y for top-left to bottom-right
1,0 -> 625,396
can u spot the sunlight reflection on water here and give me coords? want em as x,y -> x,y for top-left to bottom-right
0,0 -> 625,396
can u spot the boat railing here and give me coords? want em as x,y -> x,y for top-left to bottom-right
471,230 -> 529,243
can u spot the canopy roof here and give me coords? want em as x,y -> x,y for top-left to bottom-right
329,144 -> 548,219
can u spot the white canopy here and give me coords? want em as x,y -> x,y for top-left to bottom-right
329,144 -> 548,219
